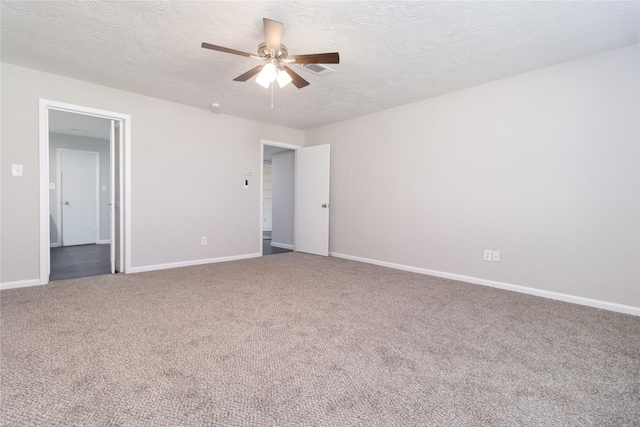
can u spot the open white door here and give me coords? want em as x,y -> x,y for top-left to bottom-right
109,121 -> 116,274
295,144 -> 330,256
109,120 -> 124,274
110,121 -> 115,273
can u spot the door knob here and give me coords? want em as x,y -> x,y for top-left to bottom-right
322,204 -> 329,208
64,201 -> 70,205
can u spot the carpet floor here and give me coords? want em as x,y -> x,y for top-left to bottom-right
1,253 -> 639,426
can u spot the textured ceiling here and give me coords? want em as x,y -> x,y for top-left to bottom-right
2,1 -> 638,130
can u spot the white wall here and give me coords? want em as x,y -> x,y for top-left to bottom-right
1,63 -> 304,283
49,133 -> 111,245
306,45 -> 639,309
271,150 -> 295,247
3,46 -> 638,311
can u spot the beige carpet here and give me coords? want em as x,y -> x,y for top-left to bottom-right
1,253 -> 639,426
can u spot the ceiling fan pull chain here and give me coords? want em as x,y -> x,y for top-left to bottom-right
271,82 -> 274,110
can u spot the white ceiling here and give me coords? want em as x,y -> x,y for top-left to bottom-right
2,1 -> 638,130
49,109 -> 112,140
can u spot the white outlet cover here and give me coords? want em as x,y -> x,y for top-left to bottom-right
492,251 -> 501,261
11,164 -> 23,176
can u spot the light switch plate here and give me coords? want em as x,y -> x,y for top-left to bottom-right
12,164 -> 23,176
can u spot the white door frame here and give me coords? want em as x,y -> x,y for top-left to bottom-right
39,99 -> 132,284
57,148 -> 101,246
260,139 -> 301,255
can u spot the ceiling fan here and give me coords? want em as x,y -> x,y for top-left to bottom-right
202,18 -> 339,89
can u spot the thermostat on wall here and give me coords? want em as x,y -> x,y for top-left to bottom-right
244,167 -> 254,176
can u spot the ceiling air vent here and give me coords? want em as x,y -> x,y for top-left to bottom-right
297,63 -> 335,77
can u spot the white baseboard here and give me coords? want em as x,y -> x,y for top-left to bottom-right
130,253 -> 262,274
1,279 -> 43,291
50,241 -> 109,247
271,242 -> 294,250
330,253 -> 640,317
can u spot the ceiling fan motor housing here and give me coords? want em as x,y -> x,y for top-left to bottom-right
258,42 -> 288,60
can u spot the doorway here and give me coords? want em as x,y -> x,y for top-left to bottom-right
49,113 -> 111,280
259,140 -> 332,257
39,100 -> 131,284
262,143 -> 295,255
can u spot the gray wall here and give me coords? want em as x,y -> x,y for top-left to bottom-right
271,150 -> 295,247
306,45 -> 639,308
2,45 -> 638,311
1,62 -> 304,283
49,133 -> 111,245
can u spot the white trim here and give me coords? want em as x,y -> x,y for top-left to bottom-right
261,139 -> 301,150
98,239 -> 111,244
260,139 -> 301,256
122,120 -> 132,274
271,242 -> 294,250
1,279 -> 43,291
331,253 -> 640,316
39,101 -> 49,284
50,242 -> 61,248
129,253 -> 262,274
39,99 -> 132,284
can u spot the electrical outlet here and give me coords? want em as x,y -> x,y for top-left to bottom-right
484,249 -> 492,261
492,251 -> 500,262
201,237 -> 208,245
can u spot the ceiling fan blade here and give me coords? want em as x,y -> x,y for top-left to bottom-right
201,42 -> 254,58
283,66 -> 310,89
233,65 -> 264,82
263,18 -> 283,51
285,52 -> 340,64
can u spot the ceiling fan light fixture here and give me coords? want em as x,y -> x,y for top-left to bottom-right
276,68 -> 292,88
202,17 -> 334,91
256,62 -> 277,88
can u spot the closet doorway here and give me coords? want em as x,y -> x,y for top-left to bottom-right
262,142 -> 296,255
